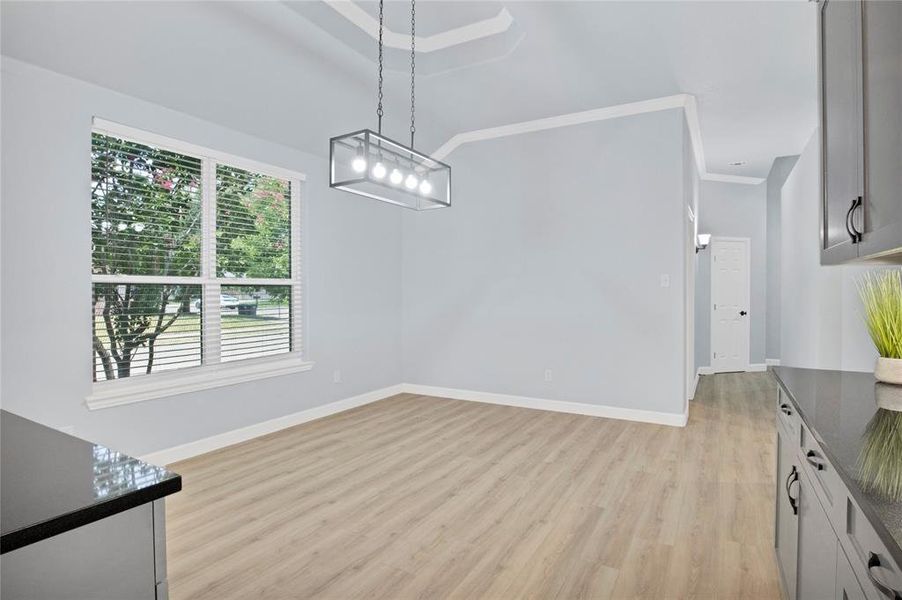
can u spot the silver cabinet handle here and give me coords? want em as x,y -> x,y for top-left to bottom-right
868,553 -> 902,600
805,449 -> 826,471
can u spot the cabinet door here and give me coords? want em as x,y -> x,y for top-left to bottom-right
819,0 -> 864,264
837,543 -> 868,600
776,428 -> 800,600
858,0 -> 902,259
798,470 -> 838,600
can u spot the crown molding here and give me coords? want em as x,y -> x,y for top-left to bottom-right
432,93 -> 766,185
323,1 -> 514,53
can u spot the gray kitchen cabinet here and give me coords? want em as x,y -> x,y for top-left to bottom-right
797,469 -> 838,600
818,0 -> 864,265
857,0 -> 902,260
837,543 -> 868,600
818,0 -> 902,264
776,427 -> 801,600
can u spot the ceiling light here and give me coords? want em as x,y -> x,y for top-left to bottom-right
329,0 -> 450,211
351,145 -> 367,173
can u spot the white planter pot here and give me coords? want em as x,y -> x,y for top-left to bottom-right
875,357 -> 902,385
876,383 -> 902,412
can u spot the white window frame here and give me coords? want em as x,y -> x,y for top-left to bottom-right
86,118 -> 312,410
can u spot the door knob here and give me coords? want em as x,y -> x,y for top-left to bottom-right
739,310 -> 747,316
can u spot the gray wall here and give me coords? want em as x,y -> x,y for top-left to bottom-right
0,58 -> 404,456
765,155 -> 799,361
779,130 -> 876,371
695,180 -> 768,368
401,109 -> 689,417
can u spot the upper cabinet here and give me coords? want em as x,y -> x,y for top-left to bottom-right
819,0 -> 902,265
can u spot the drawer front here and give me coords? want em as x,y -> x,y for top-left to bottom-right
777,387 -> 801,442
799,420 -> 846,525
841,496 -> 902,600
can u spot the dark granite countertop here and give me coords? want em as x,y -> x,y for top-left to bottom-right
1,410 -> 181,554
771,366 -> 902,567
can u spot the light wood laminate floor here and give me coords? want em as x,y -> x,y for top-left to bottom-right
167,372 -> 780,599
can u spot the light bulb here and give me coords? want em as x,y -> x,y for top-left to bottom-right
405,174 -> 418,189
352,156 -> 367,173
371,162 -> 386,179
418,179 -> 432,195
389,168 -> 403,185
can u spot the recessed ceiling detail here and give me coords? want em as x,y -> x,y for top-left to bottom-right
324,1 -> 514,53
284,1 -> 524,75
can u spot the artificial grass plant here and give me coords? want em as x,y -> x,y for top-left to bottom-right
858,269 -> 902,359
858,408 -> 902,501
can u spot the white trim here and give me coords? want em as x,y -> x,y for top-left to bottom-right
402,384 -> 688,427
92,118 -> 306,182
766,358 -> 782,366
701,173 -> 765,185
324,1 -> 514,53
87,356 -> 314,410
709,236 -> 752,374
431,95 -> 687,162
748,363 -> 768,372
689,372 -> 700,400
697,366 -> 715,376
430,93 -> 765,185
140,381 -> 691,464
141,383 -> 404,465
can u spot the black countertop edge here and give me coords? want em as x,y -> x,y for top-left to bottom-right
0,475 -> 181,555
770,367 -> 902,568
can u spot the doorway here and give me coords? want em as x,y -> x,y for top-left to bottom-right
710,237 -> 751,373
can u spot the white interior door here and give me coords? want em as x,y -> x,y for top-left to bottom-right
710,238 -> 750,373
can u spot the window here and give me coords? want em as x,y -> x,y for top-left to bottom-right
89,120 -> 307,408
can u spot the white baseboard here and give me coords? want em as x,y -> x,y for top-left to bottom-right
402,384 -> 688,427
142,381 -> 691,465
141,384 -> 405,466
689,373 -> 700,401
697,364 -> 768,375
766,358 -> 781,366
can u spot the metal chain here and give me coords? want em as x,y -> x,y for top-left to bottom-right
376,0 -> 384,134
409,0 -> 416,147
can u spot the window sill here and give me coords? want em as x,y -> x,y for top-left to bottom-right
85,356 -> 314,410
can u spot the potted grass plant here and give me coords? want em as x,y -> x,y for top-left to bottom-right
859,270 -> 902,389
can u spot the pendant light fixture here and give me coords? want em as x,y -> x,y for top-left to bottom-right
329,0 -> 451,210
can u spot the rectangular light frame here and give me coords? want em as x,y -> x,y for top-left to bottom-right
330,129 -> 451,211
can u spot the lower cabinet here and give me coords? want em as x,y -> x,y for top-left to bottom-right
797,469 -> 838,599
774,394 -> 881,600
0,501 -> 169,600
837,543 -> 869,600
776,427 -> 800,600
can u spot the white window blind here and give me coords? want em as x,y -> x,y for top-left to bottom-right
90,122 -> 303,392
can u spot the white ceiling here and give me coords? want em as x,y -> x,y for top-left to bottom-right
1,1 -> 817,179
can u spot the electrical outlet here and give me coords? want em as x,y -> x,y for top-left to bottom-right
333,369 -> 342,384
544,369 -> 553,382
660,274 -> 670,288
